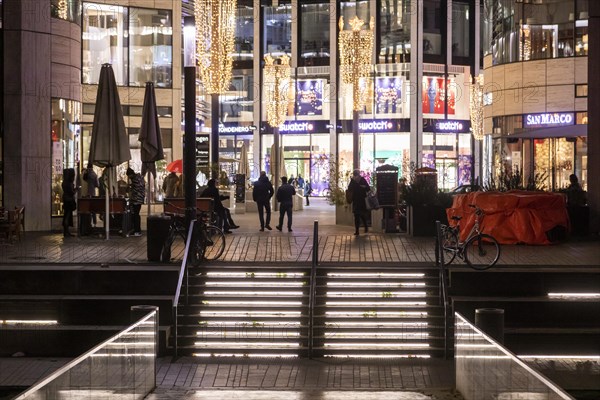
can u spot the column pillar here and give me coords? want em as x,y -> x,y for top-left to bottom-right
589,2 -> 600,234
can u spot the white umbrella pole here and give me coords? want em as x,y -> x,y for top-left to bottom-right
105,170 -> 110,240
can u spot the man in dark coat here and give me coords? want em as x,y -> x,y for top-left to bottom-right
252,171 -> 274,231
201,179 -> 232,234
348,169 -> 370,235
275,176 -> 296,232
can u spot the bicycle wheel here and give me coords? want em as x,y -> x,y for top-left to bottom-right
160,228 -> 176,263
464,233 -> 500,270
200,225 -> 226,261
441,228 -> 458,266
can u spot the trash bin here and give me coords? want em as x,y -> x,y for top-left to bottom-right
147,214 -> 172,262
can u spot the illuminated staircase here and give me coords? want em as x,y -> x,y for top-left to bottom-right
175,264 -> 446,358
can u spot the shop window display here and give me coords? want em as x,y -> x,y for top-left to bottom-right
51,99 -> 81,217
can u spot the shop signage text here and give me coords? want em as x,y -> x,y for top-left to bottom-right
525,113 -> 574,127
359,120 -> 394,132
219,125 -> 253,134
436,121 -> 464,132
279,121 -> 314,133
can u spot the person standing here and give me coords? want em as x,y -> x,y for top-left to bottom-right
276,176 -> 296,232
297,174 -> 305,189
126,167 -> 145,236
304,180 -> 312,206
252,171 -> 274,231
61,168 -> 77,237
83,165 -> 100,226
201,179 -> 232,234
348,169 -> 370,236
162,171 -> 180,198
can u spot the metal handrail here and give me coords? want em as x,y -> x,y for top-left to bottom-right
308,220 -> 319,358
172,219 -> 197,358
435,220 -> 451,359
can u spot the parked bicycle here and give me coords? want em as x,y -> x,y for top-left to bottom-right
161,203 -> 226,266
441,204 -> 500,270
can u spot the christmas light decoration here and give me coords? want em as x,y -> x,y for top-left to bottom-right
469,74 -> 485,141
58,0 -> 68,20
339,16 -> 374,111
195,0 -> 237,94
264,54 -> 291,128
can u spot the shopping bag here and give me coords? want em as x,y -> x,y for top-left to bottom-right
367,190 -> 379,210
345,189 -> 353,204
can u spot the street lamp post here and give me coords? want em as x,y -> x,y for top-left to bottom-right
264,54 -> 291,202
195,0 -> 237,179
338,16 -> 374,171
183,16 -> 197,227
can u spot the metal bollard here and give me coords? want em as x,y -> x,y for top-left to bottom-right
475,308 -> 504,344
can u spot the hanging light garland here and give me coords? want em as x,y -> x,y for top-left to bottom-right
470,74 -> 485,141
57,0 -> 68,19
338,16 -> 374,111
195,0 -> 237,94
264,54 -> 291,128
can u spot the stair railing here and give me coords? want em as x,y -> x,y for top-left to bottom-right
435,220 -> 451,359
308,220 -> 319,358
172,219 -> 197,358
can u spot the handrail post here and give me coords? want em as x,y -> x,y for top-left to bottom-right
308,220 -> 319,359
435,220 -> 449,359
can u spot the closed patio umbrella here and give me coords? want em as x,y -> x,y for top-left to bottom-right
238,143 -> 250,178
88,64 -> 131,239
139,82 -> 164,215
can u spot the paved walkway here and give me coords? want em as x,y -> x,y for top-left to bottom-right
0,198 -> 598,266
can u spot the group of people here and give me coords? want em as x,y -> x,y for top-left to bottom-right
61,165 -> 147,238
252,172 -> 298,232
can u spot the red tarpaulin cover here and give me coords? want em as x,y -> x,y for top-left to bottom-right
447,191 -> 570,245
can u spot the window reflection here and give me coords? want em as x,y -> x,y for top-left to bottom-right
82,3 -> 128,85
452,2 -> 470,58
379,0 -> 411,64
234,2 -> 254,63
264,4 -> 291,57
423,0 -> 442,56
128,8 -> 172,87
51,0 -> 81,24
300,3 -> 330,66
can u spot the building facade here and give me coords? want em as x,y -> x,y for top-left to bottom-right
2,0 -> 481,230
482,0 -> 589,191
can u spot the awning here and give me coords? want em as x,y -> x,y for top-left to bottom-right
508,124 -> 587,139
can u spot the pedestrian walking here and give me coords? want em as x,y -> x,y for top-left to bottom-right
83,165 -> 99,226
252,171 -> 274,231
61,168 -> 77,237
126,167 -> 145,236
304,180 -> 312,206
348,169 -> 370,235
276,176 -> 296,232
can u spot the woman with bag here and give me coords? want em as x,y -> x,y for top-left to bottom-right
61,168 -> 77,237
347,169 -> 370,236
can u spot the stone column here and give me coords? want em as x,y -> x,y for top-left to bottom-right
589,2 -> 600,234
3,0 -> 52,231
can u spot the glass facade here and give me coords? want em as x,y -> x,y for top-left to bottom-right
51,99 -> 81,216
379,0 -> 411,64
82,2 -> 173,87
300,2 -> 330,66
488,0 -> 589,65
234,1 -> 254,66
263,3 -> 292,57
128,8 -> 172,87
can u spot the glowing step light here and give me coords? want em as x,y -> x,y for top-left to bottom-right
1,320 -> 58,325
206,281 -> 305,287
200,311 -> 301,317
202,300 -> 303,306
548,293 -> 600,299
194,342 -> 300,349
324,354 -> 431,359
197,320 -> 301,327
327,282 -> 425,287
324,343 -> 429,349
326,311 -> 427,317
206,272 -> 305,278
327,273 -> 425,278
325,301 -> 426,307
197,331 -> 300,338
326,291 -> 426,297
193,353 -> 298,358
324,332 -> 429,339
326,322 -> 428,328
204,291 -> 304,296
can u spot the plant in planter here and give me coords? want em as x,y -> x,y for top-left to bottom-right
324,156 -> 354,225
401,163 -> 450,236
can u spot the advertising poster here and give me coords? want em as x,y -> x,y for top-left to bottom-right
422,77 -> 455,115
375,77 -> 403,115
458,155 -> 473,186
296,80 -> 323,116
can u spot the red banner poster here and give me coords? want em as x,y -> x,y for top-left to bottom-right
422,77 -> 455,115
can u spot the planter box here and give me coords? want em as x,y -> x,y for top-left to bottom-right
336,204 -> 354,226
407,205 -> 448,237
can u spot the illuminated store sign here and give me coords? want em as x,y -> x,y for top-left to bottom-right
279,121 -> 314,133
436,121 -> 464,131
359,120 -> 394,132
219,124 -> 253,134
524,113 -> 574,127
